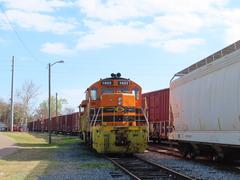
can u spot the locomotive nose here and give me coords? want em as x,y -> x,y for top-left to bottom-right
114,127 -> 130,146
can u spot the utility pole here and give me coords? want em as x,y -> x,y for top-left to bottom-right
48,60 -> 64,144
56,93 -> 58,117
10,56 -> 14,132
56,92 -> 58,131
48,63 -> 51,144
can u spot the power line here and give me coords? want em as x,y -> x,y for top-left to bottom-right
0,6 -> 45,65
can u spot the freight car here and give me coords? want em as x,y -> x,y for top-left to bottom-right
28,112 -> 79,135
169,40 -> 240,160
79,73 -> 148,153
142,88 -> 170,142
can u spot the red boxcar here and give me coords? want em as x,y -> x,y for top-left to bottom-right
66,112 -> 79,135
28,112 -> 80,135
51,116 -> 57,132
44,119 -> 48,132
28,119 -> 43,132
142,88 -> 169,142
57,115 -> 65,133
72,112 -> 80,134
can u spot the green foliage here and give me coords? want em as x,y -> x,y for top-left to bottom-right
36,96 -> 67,119
0,99 -> 9,125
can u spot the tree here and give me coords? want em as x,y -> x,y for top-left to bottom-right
15,80 -> 39,125
0,99 -> 9,125
35,96 -> 67,119
0,100 -> 26,127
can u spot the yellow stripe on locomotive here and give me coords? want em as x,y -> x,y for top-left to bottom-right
79,73 -> 148,153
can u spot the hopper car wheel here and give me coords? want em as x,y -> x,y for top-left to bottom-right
181,150 -> 188,158
210,153 -> 224,162
179,143 -> 197,159
187,151 -> 196,159
178,146 -> 189,158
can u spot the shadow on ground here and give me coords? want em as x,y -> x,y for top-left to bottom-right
0,133 -> 115,180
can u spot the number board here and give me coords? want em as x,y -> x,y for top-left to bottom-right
118,81 -> 129,85
101,81 -> 113,85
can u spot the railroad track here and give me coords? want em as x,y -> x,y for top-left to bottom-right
147,144 -> 182,158
106,154 -> 193,180
148,145 -> 240,176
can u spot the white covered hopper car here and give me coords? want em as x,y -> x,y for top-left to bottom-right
169,40 -> 240,160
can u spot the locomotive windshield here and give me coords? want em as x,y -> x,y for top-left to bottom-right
102,88 -> 130,94
102,88 -> 114,94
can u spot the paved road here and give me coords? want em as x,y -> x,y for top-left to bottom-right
0,134 -> 17,157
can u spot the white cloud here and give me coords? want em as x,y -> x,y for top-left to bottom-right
225,26 -> 240,44
1,0 -> 73,13
74,0 -> 233,51
77,0 -> 228,21
220,9 -> 240,44
0,12 -> 12,30
5,10 -> 76,34
76,17 -> 204,51
1,0 -> 238,54
160,38 -> 205,53
41,42 -> 73,55
77,22 -> 148,49
153,14 -> 204,34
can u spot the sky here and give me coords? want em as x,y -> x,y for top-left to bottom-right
0,0 -> 240,111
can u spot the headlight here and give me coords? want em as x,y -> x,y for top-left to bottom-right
118,97 -> 122,105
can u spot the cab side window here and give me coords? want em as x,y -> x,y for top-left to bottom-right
85,91 -> 89,99
132,88 -> 140,100
90,89 -> 97,100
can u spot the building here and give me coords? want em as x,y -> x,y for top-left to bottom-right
0,121 -> 8,131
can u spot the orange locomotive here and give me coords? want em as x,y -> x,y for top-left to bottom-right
79,73 -> 148,153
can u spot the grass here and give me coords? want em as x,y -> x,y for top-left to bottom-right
0,132 -> 80,180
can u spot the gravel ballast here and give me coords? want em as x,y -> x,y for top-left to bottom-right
38,142 -> 130,180
136,151 -> 240,179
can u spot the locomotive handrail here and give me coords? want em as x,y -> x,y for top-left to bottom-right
90,106 -> 149,126
142,107 -> 150,141
93,108 -> 101,126
113,107 -> 116,125
90,108 -> 96,126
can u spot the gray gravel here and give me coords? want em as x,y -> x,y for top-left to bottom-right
136,151 -> 240,180
38,142 -> 130,180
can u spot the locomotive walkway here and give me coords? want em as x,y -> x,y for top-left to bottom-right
0,133 -> 17,157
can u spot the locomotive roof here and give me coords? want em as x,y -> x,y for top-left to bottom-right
175,40 -> 240,77
101,77 -> 129,81
101,73 -> 129,81
87,73 -> 141,90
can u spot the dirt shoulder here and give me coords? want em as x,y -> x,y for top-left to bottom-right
0,133 -> 18,157
0,133 -> 129,180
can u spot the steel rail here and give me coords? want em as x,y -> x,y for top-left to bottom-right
106,156 -> 141,180
136,156 -> 193,180
147,145 -> 182,158
105,155 -> 194,180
